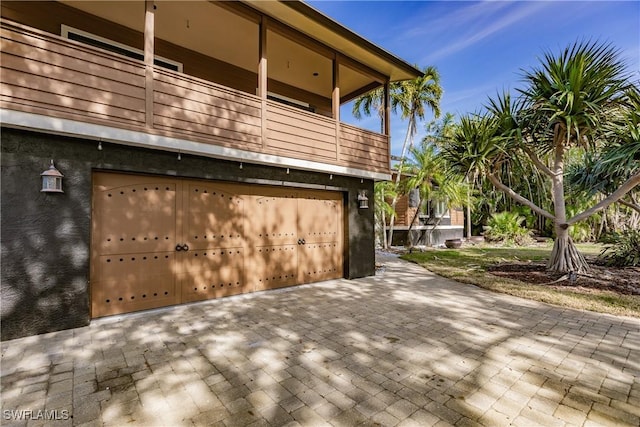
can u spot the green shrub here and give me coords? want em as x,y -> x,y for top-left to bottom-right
598,230 -> 640,267
566,205 -> 597,242
569,221 -> 594,242
484,211 -> 534,246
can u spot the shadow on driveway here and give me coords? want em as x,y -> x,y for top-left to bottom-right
1,256 -> 639,426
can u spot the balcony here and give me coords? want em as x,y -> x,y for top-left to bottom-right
0,17 -> 391,176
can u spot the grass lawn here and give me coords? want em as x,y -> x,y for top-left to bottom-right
401,243 -> 640,318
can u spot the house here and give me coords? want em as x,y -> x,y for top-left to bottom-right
386,173 -> 465,247
0,1 -> 421,340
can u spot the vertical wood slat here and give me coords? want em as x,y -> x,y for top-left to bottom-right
384,80 -> 391,171
384,80 -> 390,136
144,0 -> 154,127
333,54 -> 340,161
259,16 -> 268,148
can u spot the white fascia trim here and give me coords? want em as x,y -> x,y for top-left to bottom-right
0,109 -> 390,181
389,225 -> 464,231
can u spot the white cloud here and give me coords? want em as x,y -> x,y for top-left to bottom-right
442,82 -> 506,113
393,1 -> 554,63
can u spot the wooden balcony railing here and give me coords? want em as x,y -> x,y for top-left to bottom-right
1,20 -> 390,175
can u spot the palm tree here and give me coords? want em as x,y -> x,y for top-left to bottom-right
403,142 -> 442,247
423,176 -> 469,246
354,66 -> 442,248
374,181 -> 397,248
402,139 -> 471,247
352,86 -> 386,134
444,41 -> 639,273
568,86 -> 640,214
518,41 -> 636,272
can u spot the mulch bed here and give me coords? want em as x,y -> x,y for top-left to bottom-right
487,261 -> 640,295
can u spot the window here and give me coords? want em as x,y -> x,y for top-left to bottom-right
266,91 -> 315,113
424,199 -> 450,219
61,25 -> 183,72
433,200 -> 450,218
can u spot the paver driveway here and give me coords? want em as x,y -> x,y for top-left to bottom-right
1,254 -> 639,426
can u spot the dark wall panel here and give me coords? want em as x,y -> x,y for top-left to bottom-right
1,128 -> 375,340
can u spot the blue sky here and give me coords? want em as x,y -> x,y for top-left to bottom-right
308,0 -> 640,156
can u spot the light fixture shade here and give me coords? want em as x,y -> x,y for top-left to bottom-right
41,160 -> 64,193
357,190 -> 369,209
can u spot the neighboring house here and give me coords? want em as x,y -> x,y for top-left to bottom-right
0,0 -> 421,340
387,174 -> 464,247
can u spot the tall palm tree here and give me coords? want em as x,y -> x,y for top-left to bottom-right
403,142 -> 442,247
353,66 -> 442,248
403,139 -> 471,247
428,177 -> 469,244
374,181 -> 397,248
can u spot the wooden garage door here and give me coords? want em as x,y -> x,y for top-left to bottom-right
91,172 -> 343,318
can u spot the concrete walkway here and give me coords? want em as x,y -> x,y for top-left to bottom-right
1,255 -> 639,426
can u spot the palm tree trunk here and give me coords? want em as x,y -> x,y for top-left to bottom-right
465,175 -> 473,239
381,188 -> 388,249
387,118 -> 416,248
547,132 -> 589,273
406,195 -> 423,248
386,199 -> 398,249
426,210 -> 446,246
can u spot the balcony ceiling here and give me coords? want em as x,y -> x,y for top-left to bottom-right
245,0 -> 422,82
59,1 -> 407,100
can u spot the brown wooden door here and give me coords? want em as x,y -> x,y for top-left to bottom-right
179,181 -> 247,303
91,174 -> 180,318
91,173 -> 343,318
246,188 -> 299,291
297,192 -> 343,284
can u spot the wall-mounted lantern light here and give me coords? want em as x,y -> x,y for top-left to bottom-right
41,160 -> 64,193
358,190 -> 369,209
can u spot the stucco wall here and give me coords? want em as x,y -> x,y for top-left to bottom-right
389,227 -> 464,247
1,128 -> 374,340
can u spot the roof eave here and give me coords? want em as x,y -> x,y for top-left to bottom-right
242,0 -> 422,82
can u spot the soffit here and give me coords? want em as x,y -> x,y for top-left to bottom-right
57,1 -> 399,98
58,1 -> 258,72
59,1 -> 143,31
243,0 -> 422,82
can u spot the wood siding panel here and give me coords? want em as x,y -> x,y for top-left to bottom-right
339,145 -> 388,164
154,71 -> 261,113
451,209 -> 465,226
153,70 -> 262,147
1,19 -> 391,175
339,123 -> 389,172
1,24 -> 144,74
341,124 -> 389,149
266,101 -> 337,159
395,195 -> 410,226
1,22 -> 145,125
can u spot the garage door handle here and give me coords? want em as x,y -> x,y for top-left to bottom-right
298,239 -> 306,245
182,244 -> 189,252
176,244 -> 183,251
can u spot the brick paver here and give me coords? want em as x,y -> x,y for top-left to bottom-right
1,253 -> 639,426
